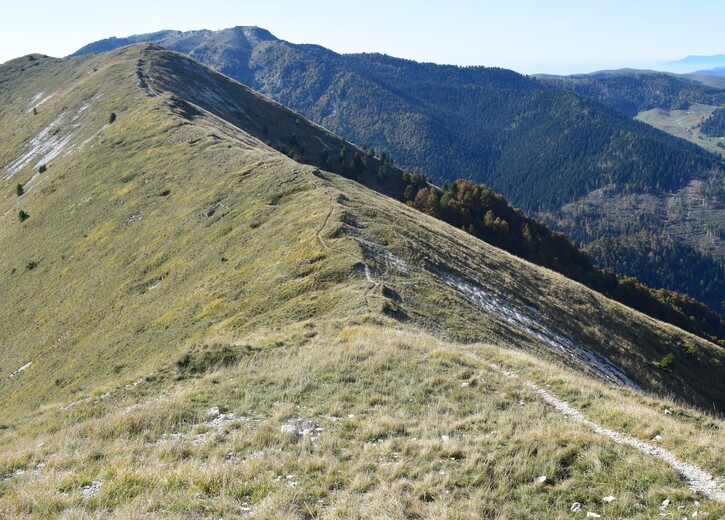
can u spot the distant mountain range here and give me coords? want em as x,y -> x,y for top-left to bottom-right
694,66 -> 725,77
669,54 -> 725,71
663,54 -> 725,80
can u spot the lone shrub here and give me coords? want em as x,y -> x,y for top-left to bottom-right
109,112 -> 117,124
683,340 -> 698,356
16,183 -> 24,196
658,353 -> 676,373
18,210 -> 29,222
38,164 -> 47,173
175,343 -> 254,377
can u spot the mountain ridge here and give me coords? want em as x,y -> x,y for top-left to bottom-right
1,42 -> 725,518
669,54 -> 725,71
71,27 -> 724,210
694,66 -> 725,77
1,43 -> 723,411
70,28 -> 725,314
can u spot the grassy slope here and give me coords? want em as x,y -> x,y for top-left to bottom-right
1,44 -> 725,417
1,43 -> 723,410
1,322 -> 724,518
0,47 -> 373,418
636,103 -> 725,157
1,45 -> 725,517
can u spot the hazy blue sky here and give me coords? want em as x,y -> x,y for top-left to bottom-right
2,0 -> 724,74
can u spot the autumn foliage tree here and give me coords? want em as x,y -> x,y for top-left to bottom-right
398,175 -> 725,344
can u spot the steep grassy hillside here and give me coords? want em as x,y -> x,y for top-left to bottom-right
70,27 -> 725,319
92,46 -> 725,340
2,45 -> 724,418
1,42 -> 725,519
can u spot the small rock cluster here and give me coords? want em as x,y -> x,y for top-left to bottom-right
280,418 -> 323,439
155,407 -> 256,446
81,481 -> 103,500
569,497 -> 704,518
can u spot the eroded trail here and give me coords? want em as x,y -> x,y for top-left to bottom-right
463,352 -> 725,503
309,171 -> 378,310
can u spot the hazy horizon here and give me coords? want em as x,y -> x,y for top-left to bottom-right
2,0 -> 725,75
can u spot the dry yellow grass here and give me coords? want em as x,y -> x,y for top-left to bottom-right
1,322 -> 723,518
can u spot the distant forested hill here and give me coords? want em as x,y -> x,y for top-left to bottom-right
701,107 -> 725,137
536,70 -> 725,116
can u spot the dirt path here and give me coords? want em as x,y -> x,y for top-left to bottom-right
136,49 -> 160,97
362,264 -> 380,309
462,352 -> 725,502
309,171 -> 378,310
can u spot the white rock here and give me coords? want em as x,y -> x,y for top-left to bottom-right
586,513 -> 601,518
570,502 -> 582,512
441,435 -> 450,442
280,419 -> 317,436
207,406 -> 221,416
534,475 -> 547,484
652,434 -> 663,441
603,495 -> 616,503
81,481 -> 102,500
662,499 -> 671,507
664,408 -> 673,415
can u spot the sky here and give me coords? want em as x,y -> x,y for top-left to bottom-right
2,0 -> 725,74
